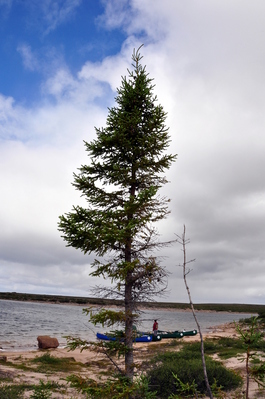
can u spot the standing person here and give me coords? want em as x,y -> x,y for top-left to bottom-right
153,319 -> 158,336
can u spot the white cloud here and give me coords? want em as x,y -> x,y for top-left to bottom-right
32,0 -> 82,35
0,94 -> 15,123
43,67 -> 112,106
17,44 -> 39,71
79,51 -> 129,92
0,87 -> 107,293
97,0 -> 134,31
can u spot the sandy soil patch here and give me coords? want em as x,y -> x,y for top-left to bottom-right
0,323 -> 264,398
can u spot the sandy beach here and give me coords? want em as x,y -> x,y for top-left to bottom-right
0,322 -> 263,398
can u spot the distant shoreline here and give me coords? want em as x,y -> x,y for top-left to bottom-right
0,292 -> 264,314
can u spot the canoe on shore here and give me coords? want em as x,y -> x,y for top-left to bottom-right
157,329 -> 197,339
138,329 -> 197,339
96,332 -> 156,342
156,329 -> 197,338
182,329 -> 197,337
157,330 -> 184,339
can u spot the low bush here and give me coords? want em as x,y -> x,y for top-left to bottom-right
0,383 -> 24,399
68,374 -> 156,399
29,380 -> 53,399
204,337 -> 245,359
31,353 -> 62,365
184,336 -> 265,359
146,347 -> 242,398
31,353 -> 81,373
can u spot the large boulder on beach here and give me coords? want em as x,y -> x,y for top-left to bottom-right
37,335 -> 59,349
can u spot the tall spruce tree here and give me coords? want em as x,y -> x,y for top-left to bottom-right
58,46 -> 176,381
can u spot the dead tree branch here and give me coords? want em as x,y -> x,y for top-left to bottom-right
176,225 -> 213,399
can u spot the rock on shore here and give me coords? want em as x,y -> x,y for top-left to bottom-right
37,336 -> 59,349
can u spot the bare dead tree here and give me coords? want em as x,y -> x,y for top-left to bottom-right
176,225 -> 213,399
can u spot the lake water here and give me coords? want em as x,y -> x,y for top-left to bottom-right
0,300 -> 254,351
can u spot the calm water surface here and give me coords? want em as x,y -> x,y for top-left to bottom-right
0,300 -> 254,351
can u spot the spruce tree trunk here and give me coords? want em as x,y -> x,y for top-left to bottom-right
125,276 -> 134,381
124,238 -> 134,381
246,348 -> 250,399
124,181 -> 136,381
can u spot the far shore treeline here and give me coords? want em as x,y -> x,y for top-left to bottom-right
0,292 -> 264,314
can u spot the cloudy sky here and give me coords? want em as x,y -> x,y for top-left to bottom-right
1,0 -> 265,304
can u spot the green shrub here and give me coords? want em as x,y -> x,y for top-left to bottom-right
29,381 -> 58,399
68,374 -> 156,399
205,337 -> 245,359
31,353 -> 61,365
146,349 -> 242,398
183,336 -> 265,359
31,353 -> 81,373
0,383 -> 24,399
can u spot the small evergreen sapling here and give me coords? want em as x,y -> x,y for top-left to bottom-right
236,316 -> 265,398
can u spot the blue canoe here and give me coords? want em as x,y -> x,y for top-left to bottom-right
96,332 -> 153,342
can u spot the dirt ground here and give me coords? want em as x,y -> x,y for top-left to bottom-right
0,323 -> 264,398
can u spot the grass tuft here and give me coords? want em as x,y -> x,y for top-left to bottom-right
31,353 -> 83,373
